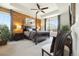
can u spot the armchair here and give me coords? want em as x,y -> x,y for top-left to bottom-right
41,31 -> 72,56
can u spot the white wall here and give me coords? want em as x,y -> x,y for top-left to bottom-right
76,4 -> 79,22
60,10 -> 70,28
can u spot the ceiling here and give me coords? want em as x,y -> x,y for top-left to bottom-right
0,3 -> 69,19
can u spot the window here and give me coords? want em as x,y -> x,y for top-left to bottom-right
0,12 -> 11,30
46,16 -> 58,32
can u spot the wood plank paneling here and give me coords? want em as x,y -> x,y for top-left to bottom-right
12,11 -> 26,34
0,7 -> 9,13
35,19 -> 41,31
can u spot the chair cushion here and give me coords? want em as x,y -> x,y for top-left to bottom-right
64,45 -> 70,56
42,44 -> 51,52
42,45 -> 70,56
42,37 -> 54,54
42,44 -> 54,56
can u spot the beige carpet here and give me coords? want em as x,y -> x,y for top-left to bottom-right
0,38 -> 52,56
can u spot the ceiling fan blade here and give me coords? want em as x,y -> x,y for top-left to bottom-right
36,11 -> 39,14
31,9 -> 38,10
37,3 -> 40,9
41,7 -> 48,10
41,10 -> 45,13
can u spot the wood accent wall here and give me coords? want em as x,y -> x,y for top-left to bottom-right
12,11 -> 26,34
35,19 -> 41,30
12,11 -> 42,32
0,7 -> 9,13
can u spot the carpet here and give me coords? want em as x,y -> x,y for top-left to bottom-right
0,37 -> 53,56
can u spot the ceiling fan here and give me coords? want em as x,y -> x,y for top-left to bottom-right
30,3 -> 48,32
31,3 -> 48,14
